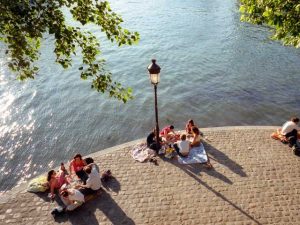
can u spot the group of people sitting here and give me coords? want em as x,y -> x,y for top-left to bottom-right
146,119 -> 203,157
47,154 -> 110,212
272,116 -> 300,151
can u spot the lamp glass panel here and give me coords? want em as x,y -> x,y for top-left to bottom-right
150,73 -> 160,84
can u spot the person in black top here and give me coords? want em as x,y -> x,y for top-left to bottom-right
146,128 -> 161,153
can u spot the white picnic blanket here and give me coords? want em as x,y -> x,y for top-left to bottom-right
131,143 -> 156,162
178,143 -> 208,164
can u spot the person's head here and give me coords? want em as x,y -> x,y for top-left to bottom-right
85,157 -> 94,165
74,153 -> 82,162
84,165 -> 92,174
291,117 -> 299,124
180,134 -> 186,141
188,119 -> 194,126
170,125 -> 174,130
47,170 -> 56,182
60,190 -> 69,198
192,126 -> 200,135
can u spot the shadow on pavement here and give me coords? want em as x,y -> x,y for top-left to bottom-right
203,141 -> 247,177
101,177 -> 120,194
51,180 -> 134,225
166,159 -> 261,225
163,157 -> 233,185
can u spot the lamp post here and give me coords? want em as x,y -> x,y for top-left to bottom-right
147,59 -> 161,150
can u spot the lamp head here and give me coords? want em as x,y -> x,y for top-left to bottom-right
147,59 -> 161,85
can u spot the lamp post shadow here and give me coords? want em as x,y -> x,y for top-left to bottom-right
203,141 -> 247,177
164,157 -> 261,225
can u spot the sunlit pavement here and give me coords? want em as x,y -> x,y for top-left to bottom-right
1,126 -> 299,225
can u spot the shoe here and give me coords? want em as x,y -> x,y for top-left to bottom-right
288,143 -> 294,148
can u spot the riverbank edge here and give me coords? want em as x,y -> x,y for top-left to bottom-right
0,125 -> 279,203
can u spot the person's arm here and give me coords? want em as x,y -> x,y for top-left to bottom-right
69,160 -> 74,174
50,180 -> 56,198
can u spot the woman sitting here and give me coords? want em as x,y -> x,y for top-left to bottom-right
185,119 -> 195,135
47,167 -> 68,199
190,126 -> 202,148
69,153 -> 88,183
60,188 -> 85,211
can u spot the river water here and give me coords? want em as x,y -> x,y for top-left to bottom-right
0,0 -> 300,191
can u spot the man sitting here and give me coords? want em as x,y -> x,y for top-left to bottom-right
173,134 -> 190,157
280,117 -> 299,148
77,164 -> 102,196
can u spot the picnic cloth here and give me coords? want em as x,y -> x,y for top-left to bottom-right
131,143 -> 156,162
178,143 -> 208,164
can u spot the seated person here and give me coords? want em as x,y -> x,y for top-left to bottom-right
147,128 -> 161,153
47,166 -> 68,199
69,153 -> 88,183
76,164 -> 101,196
280,117 -> 299,148
60,188 -> 85,211
174,134 -> 190,157
84,157 -> 99,173
185,119 -> 195,135
190,126 -> 201,148
160,125 -> 178,142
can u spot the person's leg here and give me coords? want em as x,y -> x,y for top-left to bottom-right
79,188 -> 96,196
285,129 -> 298,147
173,144 -> 184,157
150,143 -> 160,153
66,201 -> 83,211
76,170 -> 88,184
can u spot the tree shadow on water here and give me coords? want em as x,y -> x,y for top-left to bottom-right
203,141 -> 247,177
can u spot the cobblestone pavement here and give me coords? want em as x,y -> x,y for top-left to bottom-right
1,127 -> 300,225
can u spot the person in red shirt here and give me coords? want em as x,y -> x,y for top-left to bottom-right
69,154 -> 87,183
160,125 -> 179,142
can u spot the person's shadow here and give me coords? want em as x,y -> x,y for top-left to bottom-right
101,176 -> 121,194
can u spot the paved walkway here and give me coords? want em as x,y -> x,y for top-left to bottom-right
1,126 -> 300,225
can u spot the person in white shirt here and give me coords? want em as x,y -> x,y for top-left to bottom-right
60,188 -> 85,211
280,117 -> 299,147
77,164 -> 101,196
174,134 -> 190,157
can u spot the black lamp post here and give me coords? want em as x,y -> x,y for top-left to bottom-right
147,59 -> 161,150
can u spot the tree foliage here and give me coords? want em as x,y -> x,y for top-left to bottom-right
0,0 -> 139,102
240,0 -> 300,48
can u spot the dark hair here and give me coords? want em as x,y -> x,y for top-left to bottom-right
188,119 -> 194,126
180,134 -> 187,141
85,157 -> 94,165
170,125 -> 174,130
291,117 -> 299,123
74,153 -> 82,160
192,126 -> 200,135
47,170 -> 55,182
84,165 -> 92,174
61,190 -> 69,197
